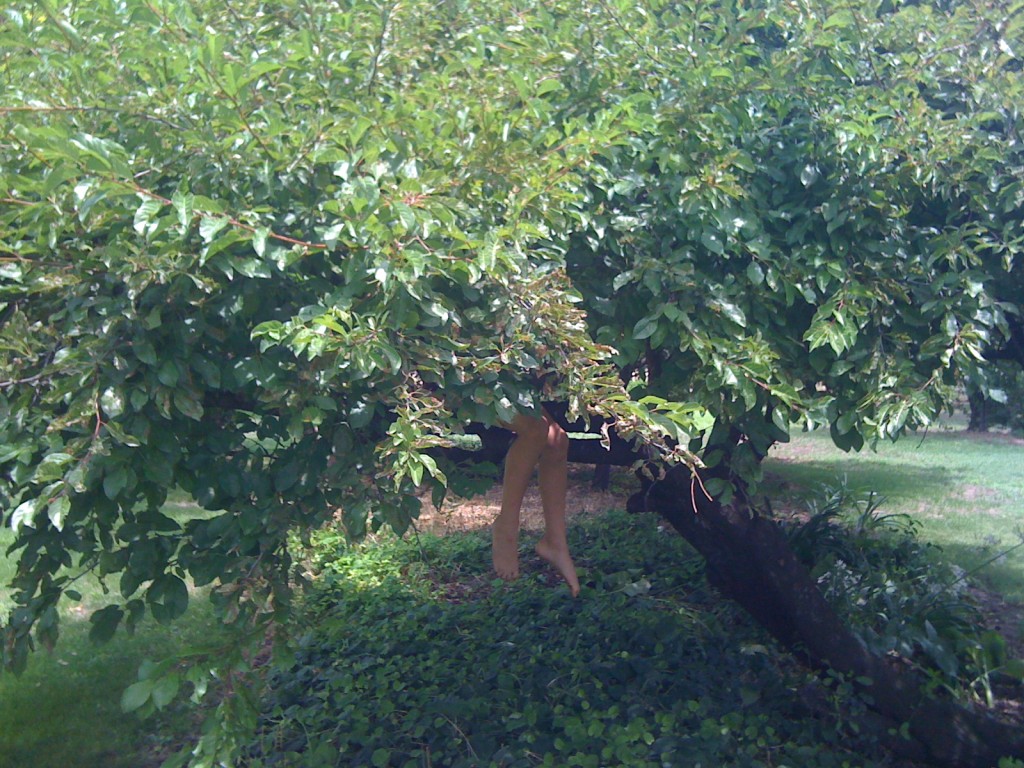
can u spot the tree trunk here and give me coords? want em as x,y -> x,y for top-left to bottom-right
967,390 -> 990,432
442,418 -> 1024,767
638,466 -> 1024,768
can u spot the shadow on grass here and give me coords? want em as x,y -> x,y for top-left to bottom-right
935,540 -> 1024,606
0,597 -> 229,768
764,457 -> 955,502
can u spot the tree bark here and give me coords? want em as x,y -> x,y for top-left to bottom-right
442,418 -> 1024,768
967,390 -> 990,432
639,466 -> 1024,768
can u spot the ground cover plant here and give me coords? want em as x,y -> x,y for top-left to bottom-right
247,509 -> 892,768
245,459 -> 1024,768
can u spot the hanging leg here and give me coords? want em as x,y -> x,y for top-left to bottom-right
492,410 -> 579,596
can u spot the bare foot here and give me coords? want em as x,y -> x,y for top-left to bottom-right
535,537 -> 580,597
492,514 -> 520,581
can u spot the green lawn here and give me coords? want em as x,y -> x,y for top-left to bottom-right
765,425 -> 1024,602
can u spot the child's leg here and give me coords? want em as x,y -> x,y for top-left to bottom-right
492,411 -> 579,596
492,414 -> 547,581
533,415 -> 579,596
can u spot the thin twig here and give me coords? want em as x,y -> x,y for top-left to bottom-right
592,0 -> 667,69
366,2 -> 396,95
0,371 -> 48,388
0,105 -> 183,130
132,182 -> 328,250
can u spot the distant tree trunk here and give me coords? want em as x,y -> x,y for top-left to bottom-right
968,390 -> 990,432
443,416 -> 1024,768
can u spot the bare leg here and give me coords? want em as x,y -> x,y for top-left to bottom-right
492,414 -> 543,581
493,411 -> 579,596
534,416 -> 579,597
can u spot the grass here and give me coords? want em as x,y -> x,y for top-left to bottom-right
0,604 -> 213,767
765,425 -> 1024,603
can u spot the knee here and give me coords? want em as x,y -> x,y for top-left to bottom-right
514,415 -> 550,447
544,420 -> 569,460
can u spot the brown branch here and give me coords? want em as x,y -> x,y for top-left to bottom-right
127,183 -> 327,252
0,105 -> 183,129
0,371 -> 48,388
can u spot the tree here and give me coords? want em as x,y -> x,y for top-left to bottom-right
2,0 -> 1022,765
1,0 -> 700,706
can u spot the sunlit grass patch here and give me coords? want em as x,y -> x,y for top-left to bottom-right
766,428 -> 1024,602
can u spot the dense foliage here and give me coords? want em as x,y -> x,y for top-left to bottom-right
1,0 -> 707,676
785,483 -> 1024,704
2,0 -> 1023,760
563,0 -> 1024,497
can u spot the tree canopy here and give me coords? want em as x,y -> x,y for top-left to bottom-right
2,0 -> 1023,762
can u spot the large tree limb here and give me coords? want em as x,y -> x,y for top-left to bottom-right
642,465 -> 1024,768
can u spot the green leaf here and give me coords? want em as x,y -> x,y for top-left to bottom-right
147,574 -> 189,624
252,226 -> 270,257
746,261 -> 764,285
199,216 -> 230,243
823,9 -> 855,30
151,672 -> 181,710
133,198 -> 163,235
701,229 -> 725,256
392,201 -> 417,233
800,164 -> 820,187
89,605 -> 124,645
103,467 -> 128,500
710,299 -> 746,328
47,496 -> 71,531
70,133 -> 130,176
10,498 -> 39,532
172,188 -> 195,229
157,360 -> 180,387
133,340 -> 158,366
536,79 -> 563,96
121,679 -> 154,713
33,452 -> 73,483
632,315 -> 659,341
173,390 -> 204,421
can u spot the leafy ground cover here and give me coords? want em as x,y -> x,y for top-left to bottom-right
251,511 -> 889,768
248,428 -> 1024,768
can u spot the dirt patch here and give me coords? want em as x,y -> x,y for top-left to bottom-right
958,484 -> 1004,503
957,430 -> 1024,448
416,464 -> 635,536
970,586 -> 1024,660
